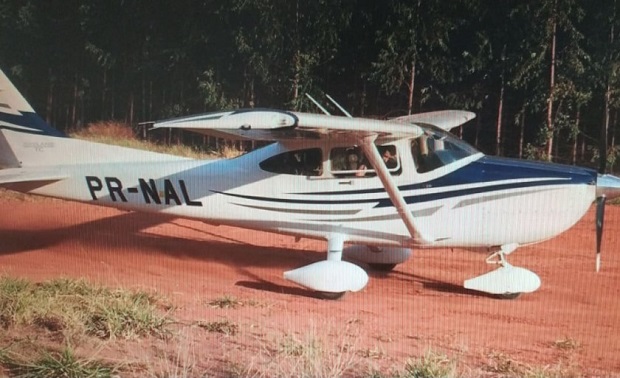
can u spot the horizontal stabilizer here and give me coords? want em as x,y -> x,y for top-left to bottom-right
0,167 -> 66,185
0,167 -> 66,192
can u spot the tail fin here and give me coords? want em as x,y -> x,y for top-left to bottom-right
0,69 -> 65,168
0,69 -> 186,167
0,69 -> 65,138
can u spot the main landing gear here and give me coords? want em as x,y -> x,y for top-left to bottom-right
283,240 -> 412,299
464,243 -> 541,299
283,234 -> 369,300
343,245 -> 412,272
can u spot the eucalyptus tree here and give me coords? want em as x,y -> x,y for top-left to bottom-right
582,0 -> 620,171
370,0 -> 455,116
226,0 -> 350,110
510,0 -> 588,162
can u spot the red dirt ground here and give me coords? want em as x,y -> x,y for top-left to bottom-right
1,193 -> 619,376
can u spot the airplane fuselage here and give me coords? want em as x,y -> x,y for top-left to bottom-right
25,137 -> 597,250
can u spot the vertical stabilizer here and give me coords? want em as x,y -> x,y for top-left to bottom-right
0,131 -> 20,168
0,69 -> 186,167
0,69 -> 65,137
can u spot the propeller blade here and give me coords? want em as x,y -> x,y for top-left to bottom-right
595,195 -> 606,272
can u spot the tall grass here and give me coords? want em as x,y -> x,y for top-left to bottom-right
70,121 -> 244,159
0,276 -> 171,340
0,276 -> 588,377
2,346 -> 114,378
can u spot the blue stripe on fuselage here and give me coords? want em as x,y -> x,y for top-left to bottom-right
216,156 -> 596,207
294,156 -> 597,196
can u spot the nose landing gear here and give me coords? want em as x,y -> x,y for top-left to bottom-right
464,244 -> 541,299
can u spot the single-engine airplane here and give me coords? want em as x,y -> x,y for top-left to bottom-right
1,68 -> 619,300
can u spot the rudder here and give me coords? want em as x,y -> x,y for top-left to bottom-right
0,69 -> 65,137
0,68 -> 188,167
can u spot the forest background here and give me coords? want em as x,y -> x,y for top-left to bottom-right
0,0 -> 619,169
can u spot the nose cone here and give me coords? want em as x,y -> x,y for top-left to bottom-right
597,174 -> 620,200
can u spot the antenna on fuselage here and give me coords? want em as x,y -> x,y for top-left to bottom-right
305,93 -> 353,118
305,94 -> 331,115
325,94 -> 352,118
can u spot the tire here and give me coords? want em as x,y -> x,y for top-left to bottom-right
498,292 -> 521,300
368,263 -> 397,272
317,291 -> 347,300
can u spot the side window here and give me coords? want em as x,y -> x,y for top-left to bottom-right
330,145 -> 400,177
411,130 -> 476,173
259,148 -> 323,176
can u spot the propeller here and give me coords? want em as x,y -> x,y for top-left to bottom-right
595,195 -> 605,272
596,123 -> 606,272
595,119 -> 608,273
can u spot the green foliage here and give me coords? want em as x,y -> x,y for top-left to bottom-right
3,347 -> 114,378
0,276 -> 172,340
208,295 -> 243,309
0,0 -> 618,164
197,320 -> 239,336
401,352 -> 456,378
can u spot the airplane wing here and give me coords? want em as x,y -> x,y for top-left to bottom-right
391,110 -> 476,131
153,108 -> 476,244
152,109 -> 426,143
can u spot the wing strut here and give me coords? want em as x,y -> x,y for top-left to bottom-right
360,135 -> 432,244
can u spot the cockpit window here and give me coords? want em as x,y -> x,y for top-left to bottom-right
331,145 -> 400,177
412,126 -> 478,173
259,148 -> 323,176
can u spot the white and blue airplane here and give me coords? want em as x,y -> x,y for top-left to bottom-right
1,68 -> 619,299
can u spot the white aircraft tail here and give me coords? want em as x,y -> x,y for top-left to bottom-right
0,69 -> 186,168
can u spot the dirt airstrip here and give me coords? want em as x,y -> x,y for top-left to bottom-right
0,193 -> 619,376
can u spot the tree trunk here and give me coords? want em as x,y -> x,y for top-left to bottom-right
360,81 -> 367,117
46,69 -> 54,126
101,70 -> 107,120
292,54 -> 300,104
546,1 -> 557,161
496,78 -> 504,156
407,59 -> 416,115
128,92 -> 134,126
110,71 -> 115,119
572,110 -> 580,165
141,72 -> 146,123
601,83 -> 611,173
475,117 -> 481,149
600,10 -> 616,173
71,73 -> 78,128
519,105 -> 525,159
612,110 -> 617,148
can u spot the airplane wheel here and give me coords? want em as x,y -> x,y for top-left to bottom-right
498,292 -> 521,300
368,263 -> 397,272
317,291 -> 347,300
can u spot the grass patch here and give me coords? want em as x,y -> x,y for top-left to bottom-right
401,351 -> 456,378
484,351 -> 525,376
208,295 -> 243,309
278,334 -> 321,357
553,337 -> 580,351
70,121 -> 245,160
0,276 -> 172,340
2,346 -> 114,378
358,345 -> 386,360
197,320 -> 239,336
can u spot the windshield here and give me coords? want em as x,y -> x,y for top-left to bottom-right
412,125 -> 479,173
